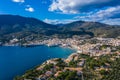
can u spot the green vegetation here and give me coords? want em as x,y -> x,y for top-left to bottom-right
2,15 -> 120,80
57,70 -> 80,80
0,15 -> 120,44
102,58 -> 120,80
43,63 -> 54,71
14,53 -> 120,80
62,21 -> 120,38
68,60 -> 77,67
56,58 -> 66,68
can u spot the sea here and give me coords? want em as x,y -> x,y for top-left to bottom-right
0,46 -> 75,80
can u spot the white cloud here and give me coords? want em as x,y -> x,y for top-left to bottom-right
12,0 -> 25,3
45,6 -> 120,25
44,18 -> 77,24
49,0 -> 84,14
74,6 -> 120,21
49,0 -> 115,14
92,6 -> 120,20
25,5 -> 35,12
102,18 -> 120,25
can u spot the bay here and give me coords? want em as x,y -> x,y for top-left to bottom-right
0,46 -> 75,80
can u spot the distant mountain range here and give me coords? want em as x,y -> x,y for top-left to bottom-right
60,21 -> 120,38
0,15 -> 120,42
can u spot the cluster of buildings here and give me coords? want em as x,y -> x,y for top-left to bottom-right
35,57 -> 84,80
18,36 -> 120,80
33,37 -> 120,57
3,37 -> 120,57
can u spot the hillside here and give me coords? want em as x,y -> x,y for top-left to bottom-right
0,15 -> 58,35
0,15 -> 58,42
0,15 -> 120,43
60,21 -> 120,38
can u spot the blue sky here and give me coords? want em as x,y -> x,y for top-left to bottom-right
0,0 -> 120,25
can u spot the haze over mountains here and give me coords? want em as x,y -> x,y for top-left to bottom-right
0,15 -> 120,42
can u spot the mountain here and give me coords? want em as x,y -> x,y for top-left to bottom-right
60,21 -> 120,38
0,15 -> 120,43
0,15 -> 58,34
55,23 -> 65,27
0,15 -> 59,42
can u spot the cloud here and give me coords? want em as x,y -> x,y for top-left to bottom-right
102,18 -> 120,25
25,5 -> 35,12
44,18 -> 77,24
92,6 -> 120,20
45,6 -> 120,25
49,0 -> 120,14
74,6 -> 120,21
12,0 -> 25,3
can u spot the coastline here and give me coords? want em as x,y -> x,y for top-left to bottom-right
1,44 -> 77,63
0,44 -> 77,60
0,45 -> 75,80
1,37 -> 119,80
1,41 -> 77,50
1,37 -> 120,80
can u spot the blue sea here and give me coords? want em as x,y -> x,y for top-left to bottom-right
0,46 -> 75,80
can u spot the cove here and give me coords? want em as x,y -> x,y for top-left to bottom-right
0,46 -> 75,80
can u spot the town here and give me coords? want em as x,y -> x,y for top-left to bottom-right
3,36 -> 120,56
13,36 -> 120,80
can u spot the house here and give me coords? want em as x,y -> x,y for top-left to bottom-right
77,60 -> 85,67
45,71 -> 53,77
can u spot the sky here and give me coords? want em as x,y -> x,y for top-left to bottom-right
0,0 -> 120,25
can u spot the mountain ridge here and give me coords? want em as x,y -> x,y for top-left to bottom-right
0,15 -> 120,43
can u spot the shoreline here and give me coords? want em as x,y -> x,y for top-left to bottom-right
0,44 -> 77,61
0,45 -> 76,80
0,44 -> 77,59
1,37 -> 120,80
0,43 -> 77,50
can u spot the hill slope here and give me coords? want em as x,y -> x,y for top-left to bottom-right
0,15 -> 59,42
0,15 -> 120,43
60,21 -> 120,38
0,15 -> 58,35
